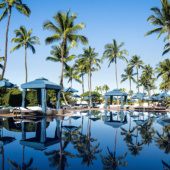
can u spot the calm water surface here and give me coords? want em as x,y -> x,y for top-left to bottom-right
0,110 -> 170,170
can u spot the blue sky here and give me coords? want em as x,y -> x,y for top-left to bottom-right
0,0 -> 167,95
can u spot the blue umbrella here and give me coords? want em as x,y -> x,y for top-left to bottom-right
82,96 -> 90,100
131,93 -> 148,99
62,87 -> 78,93
71,94 -> 81,98
90,94 -> 100,98
0,80 -> 17,88
158,93 -> 170,98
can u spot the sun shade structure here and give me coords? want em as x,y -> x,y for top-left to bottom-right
20,118 -> 60,150
82,96 -> 90,100
104,89 -> 128,109
131,93 -> 148,99
0,80 -> 17,88
90,94 -> 100,98
71,94 -> 81,98
158,93 -> 170,98
21,78 -> 62,114
62,87 -> 78,93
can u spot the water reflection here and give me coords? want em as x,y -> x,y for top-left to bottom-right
0,110 -> 169,169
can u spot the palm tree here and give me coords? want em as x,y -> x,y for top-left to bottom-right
102,84 -> 110,93
128,55 -> 144,93
0,57 -> 4,70
145,0 -> 170,46
141,65 -> 155,98
100,147 -> 128,169
63,66 -> 81,87
0,0 -> 31,80
43,9 -> 88,87
100,129 -> 128,169
162,160 -> 170,170
121,66 -> 136,96
94,86 -> 100,93
11,26 -> 40,83
154,131 -> 170,154
8,158 -> 33,170
78,46 -> 101,104
163,40 -> 170,56
46,44 -> 76,72
74,58 -> 88,97
156,59 -> 170,93
102,39 -> 128,89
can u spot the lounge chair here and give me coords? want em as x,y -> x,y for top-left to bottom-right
0,107 -> 10,114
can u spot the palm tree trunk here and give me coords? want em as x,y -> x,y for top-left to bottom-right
71,79 -> 72,88
130,79 -> 131,97
115,57 -> 119,105
82,75 -> 84,97
115,57 -> 118,89
143,85 -> 144,94
59,120 -> 63,170
25,45 -> 27,83
1,147 -> 4,170
168,28 -> 170,50
1,8 -> 11,80
114,128 -> 118,158
89,63 -> 92,105
59,39 -> 66,87
137,68 -> 139,93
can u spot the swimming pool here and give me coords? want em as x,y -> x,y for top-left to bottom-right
0,110 -> 170,170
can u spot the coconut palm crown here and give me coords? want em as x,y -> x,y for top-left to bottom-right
102,39 -> 128,89
145,0 -> 170,46
0,0 -> 31,80
11,26 -> 40,82
43,9 -> 88,87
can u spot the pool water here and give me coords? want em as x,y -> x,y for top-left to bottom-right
0,110 -> 170,170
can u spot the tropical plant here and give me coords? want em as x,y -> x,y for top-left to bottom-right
145,0 -> 170,47
102,84 -> 110,93
78,46 -> 101,104
121,127 -> 136,144
43,9 -> 88,87
63,66 -> 81,87
141,64 -> 155,97
156,59 -> 170,92
8,158 -> 34,170
128,55 -> 144,93
74,58 -> 88,97
154,131 -> 170,154
0,0 -> 31,80
102,39 -> 128,89
162,160 -> 170,170
100,128 -> 128,169
119,88 -> 126,93
94,86 -> 100,93
45,144 -> 75,169
127,141 -> 144,156
0,57 -> 4,69
163,40 -> 170,56
46,44 -> 76,71
11,26 -> 40,82
121,66 -> 136,96
100,147 -> 128,169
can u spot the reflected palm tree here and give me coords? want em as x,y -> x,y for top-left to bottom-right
75,116 -> 102,166
138,122 -> 155,146
100,147 -> 127,170
127,125 -> 144,156
154,131 -> 170,154
127,141 -> 144,156
121,116 -> 136,144
45,120 -> 75,169
8,157 -> 34,170
162,160 -> 170,170
100,129 -> 128,169
62,125 -> 81,145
